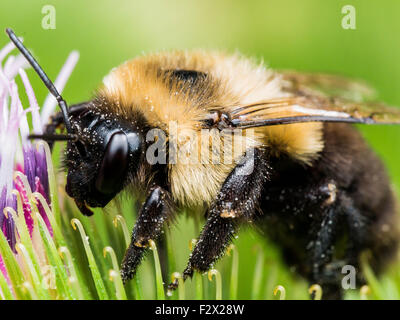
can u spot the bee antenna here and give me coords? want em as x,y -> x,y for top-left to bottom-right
5,28 -> 73,134
28,133 -> 78,142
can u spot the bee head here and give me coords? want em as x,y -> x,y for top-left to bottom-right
64,106 -> 144,216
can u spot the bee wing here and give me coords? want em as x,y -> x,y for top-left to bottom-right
280,71 -> 378,102
228,72 -> 400,129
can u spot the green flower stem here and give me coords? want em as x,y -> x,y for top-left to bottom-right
227,244 -> 239,300
360,285 -> 371,300
103,246 -> 120,271
273,285 -> 286,300
194,272 -> 203,300
0,270 -> 14,300
104,246 -> 127,300
113,215 -> 130,247
0,214 -> 27,299
361,253 -> 385,299
31,191 -> 65,247
208,269 -> 222,300
23,282 -> 38,300
308,284 -> 322,300
264,263 -> 277,299
16,243 -> 49,300
108,270 -> 127,300
71,218 -> 110,300
166,230 -> 176,277
149,239 -> 165,300
58,246 -> 86,300
35,212 -> 74,299
251,247 -> 264,299
113,215 -> 142,299
57,200 -> 94,299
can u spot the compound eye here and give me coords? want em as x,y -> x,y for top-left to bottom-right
95,131 -> 129,195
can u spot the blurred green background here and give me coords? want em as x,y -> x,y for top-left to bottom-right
2,0 -> 400,299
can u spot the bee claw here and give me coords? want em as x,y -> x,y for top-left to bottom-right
168,266 -> 193,292
167,278 -> 179,292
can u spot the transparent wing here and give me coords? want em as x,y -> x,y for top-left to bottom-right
228,72 -> 400,129
280,71 -> 378,102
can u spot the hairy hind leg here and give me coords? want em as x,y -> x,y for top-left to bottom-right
307,193 -> 376,299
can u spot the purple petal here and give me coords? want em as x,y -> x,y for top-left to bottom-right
0,187 -> 16,249
34,148 -> 49,200
15,175 -> 34,236
34,177 -> 52,237
22,147 -> 37,192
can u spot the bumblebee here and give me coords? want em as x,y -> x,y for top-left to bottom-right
7,28 -> 400,299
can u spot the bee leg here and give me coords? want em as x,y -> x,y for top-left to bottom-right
156,231 -> 170,285
308,204 -> 343,299
120,186 -> 172,283
340,195 -> 369,289
168,148 -> 269,290
310,195 -> 367,299
341,195 -> 368,261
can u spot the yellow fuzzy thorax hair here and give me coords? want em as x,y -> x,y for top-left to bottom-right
99,50 -> 323,206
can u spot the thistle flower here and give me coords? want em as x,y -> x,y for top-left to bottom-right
0,42 -> 28,250
0,38 -> 79,281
